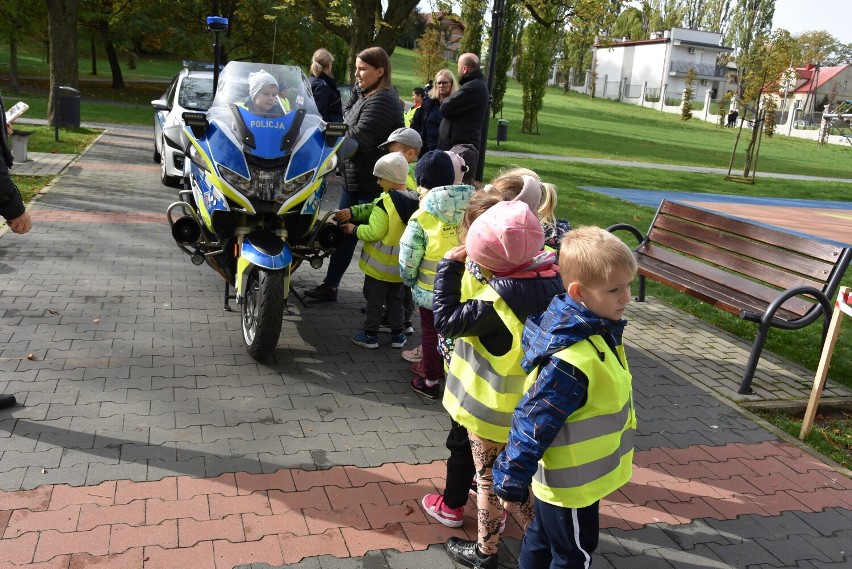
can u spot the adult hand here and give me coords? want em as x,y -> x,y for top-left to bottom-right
444,244 -> 466,262
7,211 -> 31,234
5,124 -> 12,137
334,208 -> 351,223
340,223 -> 356,235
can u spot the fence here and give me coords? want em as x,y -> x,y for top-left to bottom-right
625,84 -> 643,99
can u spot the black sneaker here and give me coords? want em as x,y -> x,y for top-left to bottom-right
304,283 -> 337,302
0,394 -> 16,410
446,538 -> 497,569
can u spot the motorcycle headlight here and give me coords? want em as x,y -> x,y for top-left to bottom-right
317,154 -> 338,178
219,164 -> 252,195
188,144 -> 210,173
273,170 -> 314,203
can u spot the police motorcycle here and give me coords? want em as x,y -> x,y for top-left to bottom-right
166,61 -> 349,361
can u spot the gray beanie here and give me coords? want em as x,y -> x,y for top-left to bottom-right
248,70 -> 278,101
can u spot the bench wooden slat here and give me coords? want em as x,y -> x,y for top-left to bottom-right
638,256 -> 804,322
647,227 -> 828,293
638,244 -> 815,318
661,200 -> 846,263
611,199 -> 850,394
650,214 -> 838,283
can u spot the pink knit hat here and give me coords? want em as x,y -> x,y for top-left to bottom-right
466,201 -> 545,274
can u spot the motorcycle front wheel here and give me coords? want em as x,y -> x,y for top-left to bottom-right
241,267 -> 285,361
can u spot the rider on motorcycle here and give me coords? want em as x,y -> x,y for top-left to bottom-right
239,69 -> 291,115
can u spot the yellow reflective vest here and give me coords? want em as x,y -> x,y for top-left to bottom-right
442,285 -> 528,442
412,211 -> 459,292
358,193 -> 407,283
531,337 -> 635,509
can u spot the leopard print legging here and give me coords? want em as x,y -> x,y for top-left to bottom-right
469,433 -> 535,555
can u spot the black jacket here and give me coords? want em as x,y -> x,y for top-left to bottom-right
433,258 -> 565,356
341,86 -> 404,196
437,69 -> 489,161
0,96 -> 24,222
309,73 -> 344,123
419,95 -> 442,155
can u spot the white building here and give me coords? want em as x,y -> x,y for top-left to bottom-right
587,28 -> 734,104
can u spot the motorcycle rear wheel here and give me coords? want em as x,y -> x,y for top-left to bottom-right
241,267 -> 285,361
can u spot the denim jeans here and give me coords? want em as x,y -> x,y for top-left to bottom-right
323,190 -> 380,288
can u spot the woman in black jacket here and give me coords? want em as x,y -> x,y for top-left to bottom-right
418,69 -> 456,156
308,48 -> 344,123
305,46 -> 404,302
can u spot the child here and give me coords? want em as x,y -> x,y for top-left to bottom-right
244,70 -> 286,115
420,172 -> 547,537
399,150 -> 473,398
493,226 -> 638,569
336,152 -> 419,349
431,200 -> 565,569
378,127 -> 423,338
379,127 -> 422,192
539,182 -> 571,251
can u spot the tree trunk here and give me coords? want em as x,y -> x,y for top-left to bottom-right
91,39 -> 97,75
347,0 -> 381,80
10,36 -> 19,94
46,0 -> 79,125
105,43 -> 124,89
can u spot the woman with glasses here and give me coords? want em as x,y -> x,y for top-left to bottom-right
418,69 -> 457,156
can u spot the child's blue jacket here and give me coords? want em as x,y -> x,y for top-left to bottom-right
492,293 -> 627,503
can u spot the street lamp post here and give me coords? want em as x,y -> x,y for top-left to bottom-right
477,0 -> 507,182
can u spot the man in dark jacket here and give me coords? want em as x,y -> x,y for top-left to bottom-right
437,53 -> 489,179
0,95 -> 32,411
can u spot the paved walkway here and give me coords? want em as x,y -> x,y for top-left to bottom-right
0,127 -> 850,568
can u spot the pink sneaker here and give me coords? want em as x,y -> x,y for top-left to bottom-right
421,494 -> 464,528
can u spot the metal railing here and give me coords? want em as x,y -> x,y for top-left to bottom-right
669,60 -> 727,78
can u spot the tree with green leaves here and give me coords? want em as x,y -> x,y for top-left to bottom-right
727,0 -> 774,103
795,31 -> 850,66
0,0 -> 46,93
681,66 -> 696,120
459,0 -> 487,57
414,19 -> 447,86
518,10 -> 558,133
611,6 -> 645,41
491,0 -> 523,118
296,0 -> 421,79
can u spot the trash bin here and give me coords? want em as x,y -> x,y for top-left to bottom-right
10,131 -> 33,162
54,86 -> 80,128
497,118 -> 508,145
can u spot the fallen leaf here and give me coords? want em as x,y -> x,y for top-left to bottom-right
405,504 -> 415,515
92,318 -> 100,324
27,353 -> 36,360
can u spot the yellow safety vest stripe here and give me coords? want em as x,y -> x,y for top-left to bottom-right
359,193 -> 406,282
530,337 -> 635,509
442,285 -> 527,442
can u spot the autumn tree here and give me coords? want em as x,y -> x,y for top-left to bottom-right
727,0 -> 774,103
414,19 -> 447,86
459,0 -> 487,56
297,0 -> 421,79
796,31 -> 850,66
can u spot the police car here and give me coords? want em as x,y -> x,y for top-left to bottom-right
152,62 -> 217,187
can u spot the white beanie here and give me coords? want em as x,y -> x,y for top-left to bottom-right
248,70 -> 278,101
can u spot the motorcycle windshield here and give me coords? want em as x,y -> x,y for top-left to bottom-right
206,61 -> 323,147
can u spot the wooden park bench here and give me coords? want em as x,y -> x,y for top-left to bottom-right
608,199 -> 852,394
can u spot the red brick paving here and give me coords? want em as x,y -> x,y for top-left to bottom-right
1,443 -> 851,567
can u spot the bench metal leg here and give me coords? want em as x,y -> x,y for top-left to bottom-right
739,320 -> 772,394
637,275 -> 646,302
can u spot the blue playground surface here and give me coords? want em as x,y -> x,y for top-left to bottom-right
580,187 -> 852,211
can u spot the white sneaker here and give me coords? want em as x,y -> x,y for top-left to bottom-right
402,344 -> 422,363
